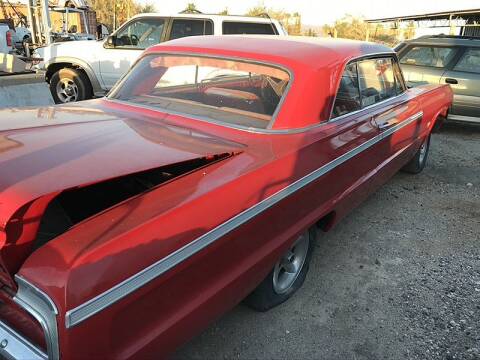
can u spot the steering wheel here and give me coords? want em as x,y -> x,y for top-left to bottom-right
130,34 -> 139,46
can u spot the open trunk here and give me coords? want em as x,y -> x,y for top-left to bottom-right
0,154 -> 232,290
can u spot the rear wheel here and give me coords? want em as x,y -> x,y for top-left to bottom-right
402,135 -> 430,174
244,228 -> 315,311
50,68 -> 92,104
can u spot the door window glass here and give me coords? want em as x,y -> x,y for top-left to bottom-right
115,18 -> 165,49
453,48 -> 480,73
222,21 -> 277,35
400,46 -> 457,68
358,58 -> 396,107
331,63 -> 361,118
169,19 -> 213,40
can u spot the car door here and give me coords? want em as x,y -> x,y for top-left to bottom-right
357,56 -> 423,187
313,61 -> 387,211
99,17 -> 167,88
399,45 -> 459,86
440,47 -> 480,120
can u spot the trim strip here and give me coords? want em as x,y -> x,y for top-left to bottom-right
0,320 -> 47,360
65,111 -> 423,328
14,275 -> 60,360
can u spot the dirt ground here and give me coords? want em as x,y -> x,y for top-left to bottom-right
174,122 -> 480,360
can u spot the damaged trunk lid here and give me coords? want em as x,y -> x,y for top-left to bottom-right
0,105 -> 243,288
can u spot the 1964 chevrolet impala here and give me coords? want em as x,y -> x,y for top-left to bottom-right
0,36 -> 452,359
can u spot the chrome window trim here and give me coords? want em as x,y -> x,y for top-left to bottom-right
14,275 -> 59,360
107,51 -> 294,131
0,320 -> 47,360
328,92 -> 408,124
65,110 -> 423,329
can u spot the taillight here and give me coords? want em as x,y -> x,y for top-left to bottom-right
6,31 -> 12,47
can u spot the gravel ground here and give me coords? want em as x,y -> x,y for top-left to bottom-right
174,122 -> 480,360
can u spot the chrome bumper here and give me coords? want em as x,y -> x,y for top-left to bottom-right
0,320 -> 47,360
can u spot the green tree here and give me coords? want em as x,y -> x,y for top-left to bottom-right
245,5 -> 302,35
181,2 -> 201,14
218,7 -> 229,15
89,0 -> 142,30
140,3 -> 156,13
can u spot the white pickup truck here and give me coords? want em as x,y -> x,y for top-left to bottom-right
35,13 -> 286,103
0,24 -> 13,55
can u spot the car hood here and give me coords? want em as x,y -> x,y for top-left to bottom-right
0,101 -> 244,227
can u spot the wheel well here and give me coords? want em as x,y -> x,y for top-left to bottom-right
316,211 -> 336,232
45,63 -> 90,85
432,107 -> 449,132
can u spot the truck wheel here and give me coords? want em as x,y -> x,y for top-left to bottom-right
50,68 -> 92,104
402,135 -> 430,174
244,228 -> 315,312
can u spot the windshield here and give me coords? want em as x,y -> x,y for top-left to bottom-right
110,54 -> 291,129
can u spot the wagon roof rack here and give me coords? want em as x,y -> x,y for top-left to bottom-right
416,34 -> 480,40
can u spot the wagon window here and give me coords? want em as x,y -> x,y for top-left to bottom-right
453,48 -> 480,73
331,62 -> 361,118
111,54 -> 290,129
400,46 -> 457,68
358,58 -> 396,107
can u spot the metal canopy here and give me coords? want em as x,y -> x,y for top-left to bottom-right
365,8 -> 480,23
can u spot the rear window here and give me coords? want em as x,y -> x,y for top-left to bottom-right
222,21 -> 277,35
111,55 -> 291,129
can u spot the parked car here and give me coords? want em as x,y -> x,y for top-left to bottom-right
0,23 -> 14,55
0,36 -> 452,359
396,35 -> 480,124
34,13 -> 286,104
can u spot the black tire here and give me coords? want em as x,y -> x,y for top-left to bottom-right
244,227 -> 316,312
402,135 -> 430,174
49,68 -> 93,104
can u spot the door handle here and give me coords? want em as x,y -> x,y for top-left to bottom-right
445,78 -> 458,85
377,119 -> 399,130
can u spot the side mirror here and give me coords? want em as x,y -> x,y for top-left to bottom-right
104,35 -> 116,48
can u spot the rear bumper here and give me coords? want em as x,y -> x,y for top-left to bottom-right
0,321 -> 47,360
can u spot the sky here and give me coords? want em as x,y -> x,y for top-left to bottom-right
147,0 -> 480,26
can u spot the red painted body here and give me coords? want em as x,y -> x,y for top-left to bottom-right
0,36 -> 452,358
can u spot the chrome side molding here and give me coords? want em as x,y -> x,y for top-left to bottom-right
0,320 -> 47,360
14,275 -> 59,360
65,111 -> 423,328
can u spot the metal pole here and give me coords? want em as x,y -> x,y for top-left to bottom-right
40,0 -> 52,44
26,0 -> 37,44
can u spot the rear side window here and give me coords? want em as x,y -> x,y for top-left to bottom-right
400,46 -> 457,68
331,57 -> 405,119
332,63 -> 361,118
222,21 -> 277,35
453,48 -> 480,73
169,19 -> 213,40
358,58 -> 397,107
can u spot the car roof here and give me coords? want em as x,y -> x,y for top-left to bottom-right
130,12 -> 280,24
147,35 -> 393,71
404,36 -> 480,47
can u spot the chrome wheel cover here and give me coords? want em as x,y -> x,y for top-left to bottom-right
419,137 -> 428,164
273,231 -> 309,294
56,78 -> 78,103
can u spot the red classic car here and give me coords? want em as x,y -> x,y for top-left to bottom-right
0,36 -> 452,359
